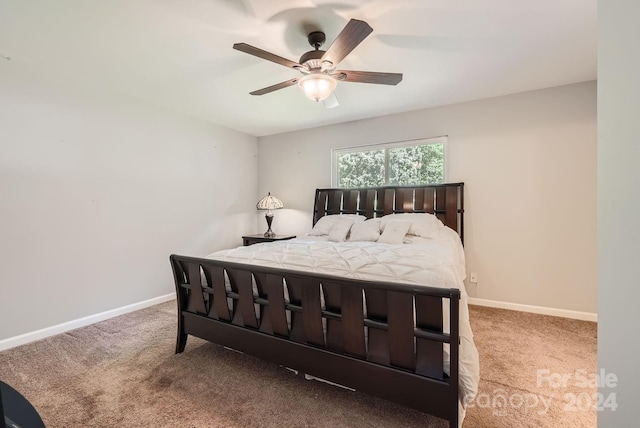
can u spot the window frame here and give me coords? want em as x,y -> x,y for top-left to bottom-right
331,136 -> 448,188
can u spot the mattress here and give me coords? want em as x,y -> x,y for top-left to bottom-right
206,226 -> 479,420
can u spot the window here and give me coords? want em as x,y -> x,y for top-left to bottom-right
332,137 -> 446,188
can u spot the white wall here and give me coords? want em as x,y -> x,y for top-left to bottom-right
258,81 -> 596,314
0,59 -> 257,341
598,0 -> 640,424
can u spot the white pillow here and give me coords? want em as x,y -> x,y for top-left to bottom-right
349,218 -> 381,242
377,220 -> 412,244
328,217 -> 356,242
379,213 -> 443,238
402,234 -> 439,245
308,214 -> 366,236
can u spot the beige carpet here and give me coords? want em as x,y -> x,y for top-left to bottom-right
0,302 -> 596,427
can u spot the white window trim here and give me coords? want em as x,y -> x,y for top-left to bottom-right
331,136 -> 448,187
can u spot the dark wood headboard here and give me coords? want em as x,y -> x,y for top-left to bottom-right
313,183 -> 464,243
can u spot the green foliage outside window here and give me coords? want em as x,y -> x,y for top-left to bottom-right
388,144 -> 444,185
336,142 -> 444,188
337,149 -> 385,187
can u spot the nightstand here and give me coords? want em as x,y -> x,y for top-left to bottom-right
242,234 -> 296,246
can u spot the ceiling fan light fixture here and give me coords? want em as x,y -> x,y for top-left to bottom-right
298,73 -> 337,102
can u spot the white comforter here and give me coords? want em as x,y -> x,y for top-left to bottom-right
206,227 -> 479,421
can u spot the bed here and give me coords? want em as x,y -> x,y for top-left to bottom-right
170,183 -> 479,427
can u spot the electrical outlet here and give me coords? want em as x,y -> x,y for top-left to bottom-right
469,272 -> 478,283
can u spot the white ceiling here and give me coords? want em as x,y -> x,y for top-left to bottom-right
0,0 -> 596,137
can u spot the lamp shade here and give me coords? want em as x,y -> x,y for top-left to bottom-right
256,193 -> 283,211
298,74 -> 337,102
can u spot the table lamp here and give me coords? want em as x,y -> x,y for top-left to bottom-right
256,192 -> 284,238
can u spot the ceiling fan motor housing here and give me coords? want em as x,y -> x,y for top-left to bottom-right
300,31 -> 333,71
299,50 -> 326,69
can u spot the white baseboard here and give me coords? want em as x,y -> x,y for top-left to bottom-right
468,297 -> 597,322
0,293 -> 175,352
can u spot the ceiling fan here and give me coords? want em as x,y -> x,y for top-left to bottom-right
233,19 -> 403,108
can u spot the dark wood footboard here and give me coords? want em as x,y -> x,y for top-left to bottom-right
170,254 -> 461,427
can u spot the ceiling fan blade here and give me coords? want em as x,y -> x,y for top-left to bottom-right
249,78 -> 299,96
322,92 -> 339,109
321,19 -> 373,66
233,43 -> 301,69
335,70 -> 403,85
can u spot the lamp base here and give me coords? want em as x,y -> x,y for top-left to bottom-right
264,212 -> 276,238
